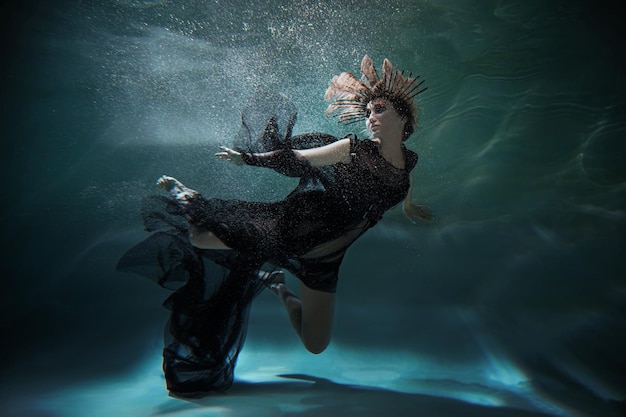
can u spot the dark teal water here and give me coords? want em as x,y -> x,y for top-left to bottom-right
1,1 -> 624,416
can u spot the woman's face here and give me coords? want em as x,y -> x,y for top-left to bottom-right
365,98 -> 405,140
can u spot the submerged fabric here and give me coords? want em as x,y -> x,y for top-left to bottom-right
117,195 -> 267,396
116,95 -> 418,397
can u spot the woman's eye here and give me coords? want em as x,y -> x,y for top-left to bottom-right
365,109 -> 371,118
374,105 -> 385,113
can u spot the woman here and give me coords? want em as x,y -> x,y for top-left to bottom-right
118,55 -> 431,397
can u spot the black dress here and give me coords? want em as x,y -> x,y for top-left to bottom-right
117,94 -> 417,397
184,134 -> 417,292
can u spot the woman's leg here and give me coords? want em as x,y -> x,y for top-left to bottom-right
157,175 -> 231,250
274,280 -> 335,354
188,224 -> 231,250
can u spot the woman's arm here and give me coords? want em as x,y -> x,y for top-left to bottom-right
402,175 -> 433,223
215,138 -> 351,168
293,138 -> 351,167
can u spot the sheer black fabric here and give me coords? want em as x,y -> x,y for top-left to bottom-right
117,196 -> 268,397
232,89 -> 297,153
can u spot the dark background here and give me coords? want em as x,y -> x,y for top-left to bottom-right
1,1 -> 625,416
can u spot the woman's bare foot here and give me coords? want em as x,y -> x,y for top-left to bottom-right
156,175 -> 198,204
257,270 -> 286,295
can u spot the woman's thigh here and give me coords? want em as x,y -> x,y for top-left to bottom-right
188,225 -> 231,250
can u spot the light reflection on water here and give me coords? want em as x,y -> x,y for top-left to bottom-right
31,345 -> 570,417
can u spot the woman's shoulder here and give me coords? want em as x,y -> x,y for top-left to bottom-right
346,134 -> 376,153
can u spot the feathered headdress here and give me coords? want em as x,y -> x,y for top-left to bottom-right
324,55 -> 427,126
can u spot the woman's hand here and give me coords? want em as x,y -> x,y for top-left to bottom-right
403,203 -> 433,223
215,146 -> 244,166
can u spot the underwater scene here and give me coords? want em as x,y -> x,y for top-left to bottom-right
1,0 -> 624,416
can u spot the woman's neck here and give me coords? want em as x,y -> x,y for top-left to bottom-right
373,136 -> 405,169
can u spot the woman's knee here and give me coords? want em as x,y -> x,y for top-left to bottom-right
302,333 -> 331,354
